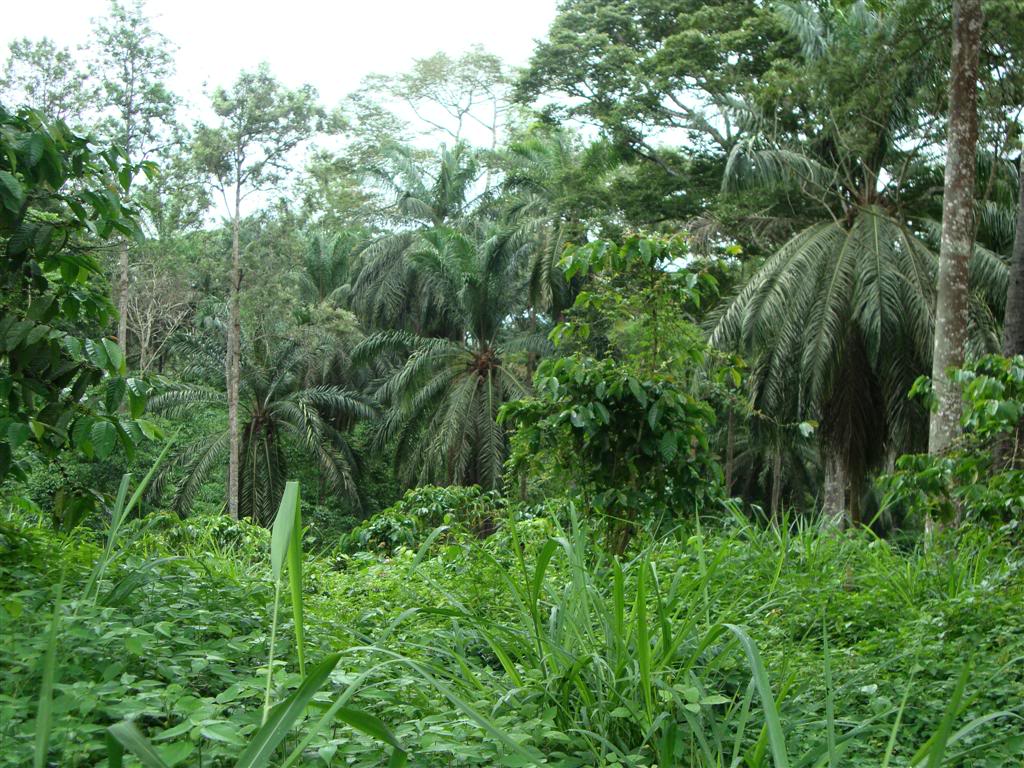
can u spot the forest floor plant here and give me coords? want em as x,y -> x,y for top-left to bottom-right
2,484 -> 1022,766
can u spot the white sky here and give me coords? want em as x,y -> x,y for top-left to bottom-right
1,0 -> 558,111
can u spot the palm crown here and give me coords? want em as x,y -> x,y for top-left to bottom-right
151,327 -> 374,522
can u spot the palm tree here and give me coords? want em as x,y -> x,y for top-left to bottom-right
351,143 -> 480,336
152,328 -> 375,523
498,127 -> 593,320
354,225 -> 537,489
293,228 -> 372,388
296,229 -> 365,308
711,1 -> 1008,524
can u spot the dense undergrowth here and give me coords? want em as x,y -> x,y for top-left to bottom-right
2,492 -> 1022,767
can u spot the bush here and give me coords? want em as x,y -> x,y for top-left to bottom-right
879,355 -> 1024,525
341,485 -> 506,554
502,236 -> 732,552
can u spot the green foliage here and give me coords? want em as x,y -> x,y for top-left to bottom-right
504,236 -> 727,551
1,480 -> 405,767
89,0 -> 178,158
879,355 -> 1024,524
0,105 -> 158,488
1,38 -> 95,123
193,64 -> 324,198
152,330 -> 374,523
343,484 -> 505,554
4,483 -> 1024,766
354,214 -> 533,490
518,0 -> 788,155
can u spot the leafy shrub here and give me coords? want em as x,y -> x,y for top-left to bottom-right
879,355 -> 1024,524
0,105 -> 159,489
503,236 -> 730,552
341,485 -> 505,554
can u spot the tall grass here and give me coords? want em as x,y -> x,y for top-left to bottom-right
346,509 -> 1022,767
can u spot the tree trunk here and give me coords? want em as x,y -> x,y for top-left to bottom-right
117,240 -> 129,362
725,408 -> 735,496
996,162 -> 1024,469
226,184 -> 242,520
821,448 -> 847,530
770,445 -> 782,520
138,331 -> 148,373
1002,161 -> 1024,357
928,0 -> 983,456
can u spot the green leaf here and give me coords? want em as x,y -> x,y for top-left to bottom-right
647,403 -> 660,429
725,624 -> 790,768
135,419 -> 161,441
659,431 -> 677,462
270,481 -> 301,582
101,338 -> 126,374
285,483 -> 305,677
84,338 -> 110,369
0,170 -> 24,211
334,706 -> 404,751
105,378 -> 127,413
91,421 -> 118,460
200,722 -> 244,745
628,378 -> 648,406
157,742 -> 194,767
7,422 -> 31,450
911,663 -> 970,768
33,578 -> 63,768
106,731 -> 124,768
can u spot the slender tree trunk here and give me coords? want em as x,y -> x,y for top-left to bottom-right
226,183 -> 242,520
821,448 -> 847,530
138,329 -> 148,374
117,241 -> 129,361
770,445 -> 782,520
725,408 -> 735,496
1002,163 -> 1024,357
928,0 -> 983,457
526,307 -> 538,383
996,163 -> 1024,469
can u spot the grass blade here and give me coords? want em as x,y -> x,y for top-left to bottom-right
286,486 -> 305,677
881,667 -> 917,768
86,434 -> 177,601
106,731 -> 124,768
107,721 -> 170,768
911,663 -> 970,768
725,623 -> 791,768
33,576 -> 63,768
237,652 -> 342,768
823,618 -> 836,768
271,481 -> 305,676
270,481 -> 300,582
636,557 -> 652,723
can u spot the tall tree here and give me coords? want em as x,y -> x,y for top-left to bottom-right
193,64 -> 323,519
90,0 -> 177,364
518,0 -> 789,163
710,0 -> 1004,525
0,38 -> 96,123
153,330 -> 374,523
1003,163 -> 1024,356
359,47 -> 509,149
928,0 -> 984,455
353,225 -> 531,489
351,143 -> 479,336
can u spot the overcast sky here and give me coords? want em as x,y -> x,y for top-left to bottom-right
2,0 -> 558,110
